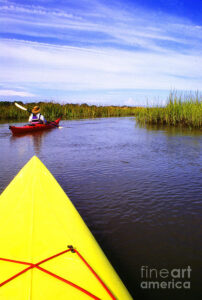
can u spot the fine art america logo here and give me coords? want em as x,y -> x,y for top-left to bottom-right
140,266 -> 191,289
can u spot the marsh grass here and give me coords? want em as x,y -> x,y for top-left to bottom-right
0,101 -> 141,121
1,93 -> 201,129
136,92 -> 202,129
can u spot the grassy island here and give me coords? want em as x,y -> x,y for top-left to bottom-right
136,93 -> 202,129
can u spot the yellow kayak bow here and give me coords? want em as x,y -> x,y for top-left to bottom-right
0,156 -> 132,299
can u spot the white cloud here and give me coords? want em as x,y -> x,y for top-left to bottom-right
124,98 -> 137,106
0,89 -> 35,97
0,39 -> 201,92
1,1 -> 202,52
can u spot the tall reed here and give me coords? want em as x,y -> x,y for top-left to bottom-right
136,92 -> 202,128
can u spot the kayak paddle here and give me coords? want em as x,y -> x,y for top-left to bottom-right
14,102 -> 31,113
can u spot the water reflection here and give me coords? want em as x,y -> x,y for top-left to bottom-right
10,130 -> 49,155
137,122 -> 202,136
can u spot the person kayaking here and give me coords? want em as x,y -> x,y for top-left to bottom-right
29,106 -> 47,124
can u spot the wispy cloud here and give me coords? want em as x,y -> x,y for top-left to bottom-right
0,0 -> 202,104
0,38 -> 201,90
1,0 -> 201,51
0,89 -> 35,97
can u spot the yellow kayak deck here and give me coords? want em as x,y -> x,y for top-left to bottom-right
0,156 -> 132,299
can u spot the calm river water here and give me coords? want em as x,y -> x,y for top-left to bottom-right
0,117 -> 202,300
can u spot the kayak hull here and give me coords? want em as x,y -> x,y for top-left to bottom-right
9,118 -> 61,134
0,156 -> 132,300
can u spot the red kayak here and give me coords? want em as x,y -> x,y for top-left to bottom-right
9,118 -> 61,134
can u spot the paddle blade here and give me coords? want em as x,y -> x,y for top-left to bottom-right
15,102 -> 28,111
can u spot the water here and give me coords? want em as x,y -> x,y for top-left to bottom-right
0,117 -> 202,299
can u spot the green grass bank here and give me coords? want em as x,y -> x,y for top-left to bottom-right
136,93 -> 202,129
0,101 -> 141,121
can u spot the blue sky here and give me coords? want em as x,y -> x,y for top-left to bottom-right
0,0 -> 202,106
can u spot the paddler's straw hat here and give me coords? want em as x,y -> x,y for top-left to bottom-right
32,106 -> 40,114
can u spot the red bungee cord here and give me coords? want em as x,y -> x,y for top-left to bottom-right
0,246 -> 116,300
